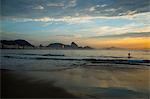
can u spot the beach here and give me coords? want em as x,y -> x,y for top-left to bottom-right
1,69 -> 76,98
1,65 -> 149,98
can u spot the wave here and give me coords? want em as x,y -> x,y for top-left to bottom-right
2,53 -> 138,59
18,53 -> 41,56
3,55 -> 150,66
5,53 -> 128,58
10,53 -> 65,56
88,56 -> 126,59
3,55 -> 81,60
42,54 -> 65,56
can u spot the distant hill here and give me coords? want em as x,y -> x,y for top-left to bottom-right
0,39 -> 34,49
103,46 -> 125,50
0,40 -> 94,49
83,46 -> 93,49
47,43 -> 65,49
47,42 -> 93,49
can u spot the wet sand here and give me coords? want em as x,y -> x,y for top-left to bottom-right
1,69 -> 76,98
1,65 -> 149,98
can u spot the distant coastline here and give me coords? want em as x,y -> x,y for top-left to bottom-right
0,39 -> 93,50
1,39 -> 149,51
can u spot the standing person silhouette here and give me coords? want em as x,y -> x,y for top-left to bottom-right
128,52 -> 131,59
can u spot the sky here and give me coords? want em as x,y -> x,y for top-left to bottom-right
1,0 -> 150,49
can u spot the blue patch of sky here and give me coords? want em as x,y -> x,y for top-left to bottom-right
1,20 -> 46,33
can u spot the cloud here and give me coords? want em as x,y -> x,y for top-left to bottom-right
55,34 -> 82,38
12,16 -> 92,23
81,23 -> 150,36
118,10 -> 138,16
89,7 -> 96,12
66,0 -> 77,8
10,11 -> 150,25
104,8 -> 117,12
33,5 -> 44,10
90,32 -> 150,39
47,3 -> 64,7
100,4 -> 107,7
12,17 -> 52,22
1,0 -> 149,19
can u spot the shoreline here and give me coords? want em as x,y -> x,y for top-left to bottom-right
1,48 -> 150,51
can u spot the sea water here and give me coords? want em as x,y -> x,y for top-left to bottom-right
1,49 -> 149,70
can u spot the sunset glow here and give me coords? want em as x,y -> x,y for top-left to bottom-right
1,0 -> 149,49
78,37 -> 150,49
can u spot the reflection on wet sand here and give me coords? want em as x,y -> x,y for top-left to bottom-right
23,65 -> 149,98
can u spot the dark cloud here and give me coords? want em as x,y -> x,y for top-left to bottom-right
91,32 -> 150,39
1,0 -> 149,19
55,35 -> 75,37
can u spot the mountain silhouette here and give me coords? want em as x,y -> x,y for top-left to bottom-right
0,39 -> 93,49
0,39 -> 34,49
47,42 -> 93,49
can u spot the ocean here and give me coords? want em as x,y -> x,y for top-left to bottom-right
1,49 -> 149,70
1,49 -> 150,98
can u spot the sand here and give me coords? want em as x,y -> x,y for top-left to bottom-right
1,65 -> 149,98
1,69 -> 76,98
